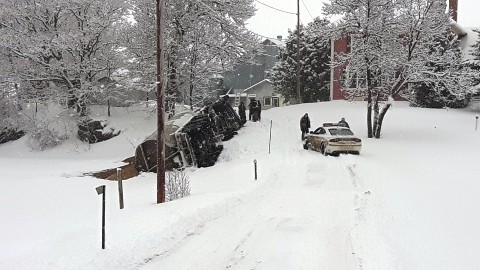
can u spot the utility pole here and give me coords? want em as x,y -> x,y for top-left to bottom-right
156,0 -> 166,204
296,0 -> 301,103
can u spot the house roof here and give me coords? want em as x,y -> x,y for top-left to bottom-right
243,79 -> 272,93
450,21 -> 479,64
262,38 -> 285,47
460,28 -> 479,64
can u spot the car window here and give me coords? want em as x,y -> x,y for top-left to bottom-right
313,127 -> 326,134
328,128 -> 354,136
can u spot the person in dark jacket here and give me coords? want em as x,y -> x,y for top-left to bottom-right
257,101 -> 262,121
248,98 -> 260,121
238,101 -> 246,124
338,117 -> 350,128
300,113 -> 311,140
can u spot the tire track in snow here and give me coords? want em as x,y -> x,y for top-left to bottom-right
140,115 -> 364,269
347,163 -> 365,270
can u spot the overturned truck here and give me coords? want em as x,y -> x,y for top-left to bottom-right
134,99 -> 242,172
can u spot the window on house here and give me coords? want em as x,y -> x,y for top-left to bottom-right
272,97 -> 279,107
264,97 -> 272,106
344,68 -> 367,90
344,34 -> 367,90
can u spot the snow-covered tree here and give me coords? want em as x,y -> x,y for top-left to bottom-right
0,0 -> 128,118
124,0 -> 261,113
412,29 -> 472,108
269,18 -> 331,103
324,0 -> 476,138
468,29 -> 480,91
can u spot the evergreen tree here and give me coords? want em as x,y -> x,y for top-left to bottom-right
468,29 -> 480,92
269,18 -> 331,103
412,29 -> 473,108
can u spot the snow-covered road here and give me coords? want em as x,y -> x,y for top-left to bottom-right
142,108 -> 371,269
3,102 -> 480,270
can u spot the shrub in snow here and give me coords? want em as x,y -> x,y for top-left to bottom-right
77,119 -> 121,143
0,96 -> 25,144
166,169 -> 191,202
0,127 -> 25,144
412,83 -> 470,109
26,122 -> 68,151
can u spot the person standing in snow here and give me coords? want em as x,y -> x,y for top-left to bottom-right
257,101 -> 262,121
338,117 -> 349,128
300,113 -> 311,140
248,98 -> 260,121
238,101 -> 246,124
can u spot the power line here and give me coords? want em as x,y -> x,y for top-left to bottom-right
301,0 -> 315,21
254,0 -> 297,15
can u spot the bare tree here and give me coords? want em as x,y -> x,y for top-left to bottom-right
324,0 -> 476,138
124,0 -> 261,113
0,0 -> 128,119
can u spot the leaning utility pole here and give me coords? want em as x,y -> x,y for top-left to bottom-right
156,0 -> 166,204
296,0 -> 301,103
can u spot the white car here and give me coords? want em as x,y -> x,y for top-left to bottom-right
303,123 -> 362,156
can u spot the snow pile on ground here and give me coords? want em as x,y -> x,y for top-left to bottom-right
1,101 -> 480,270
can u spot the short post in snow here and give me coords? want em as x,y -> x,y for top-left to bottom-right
117,168 -> 124,209
254,159 -> 257,180
476,115 -> 479,131
269,120 -> 272,154
95,185 -> 106,249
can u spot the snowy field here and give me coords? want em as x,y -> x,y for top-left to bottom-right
1,101 -> 480,270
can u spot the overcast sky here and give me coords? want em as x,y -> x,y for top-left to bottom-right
246,0 -> 480,40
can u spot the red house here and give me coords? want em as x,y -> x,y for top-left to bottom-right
328,0 -> 477,100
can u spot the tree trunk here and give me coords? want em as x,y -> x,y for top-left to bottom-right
367,92 -> 373,138
366,66 -> 373,138
374,102 -> 391,138
67,89 -> 76,108
372,90 -> 379,134
107,99 -> 111,117
189,83 -> 194,110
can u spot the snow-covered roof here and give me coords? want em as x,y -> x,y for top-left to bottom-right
460,27 -> 479,64
451,21 -> 479,64
263,38 -> 285,47
450,20 -> 468,37
225,87 -> 234,95
243,79 -> 272,93
222,93 -> 249,98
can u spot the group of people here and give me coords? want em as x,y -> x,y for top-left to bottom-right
300,113 -> 350,140
234,96 -> 351,139
238,98 -> 262,123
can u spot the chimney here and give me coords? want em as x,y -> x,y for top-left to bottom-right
277,35 -> 282,41
449,0 -> 458,22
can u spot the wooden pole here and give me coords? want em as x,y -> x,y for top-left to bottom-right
296,0 -> 301,103
102,187 -> 105,249
156,0 -> 166,203
269,120 -> 272,154
95,185 -> 106,249
117,168 -> 124,209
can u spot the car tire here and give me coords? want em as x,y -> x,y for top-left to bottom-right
320,142 -> 328,156
303,142 -> 309,150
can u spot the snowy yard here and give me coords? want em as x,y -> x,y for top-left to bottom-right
1,101 -> 480,270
